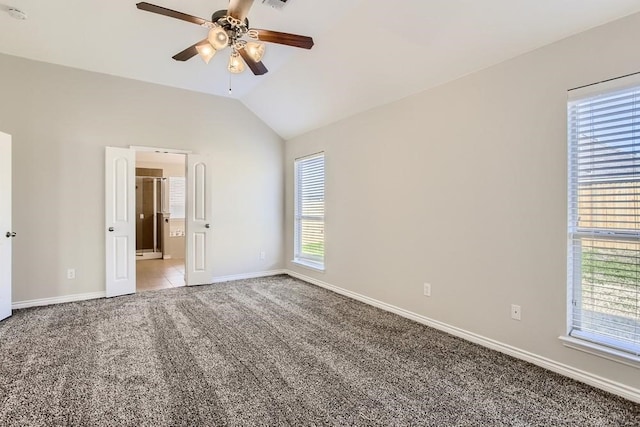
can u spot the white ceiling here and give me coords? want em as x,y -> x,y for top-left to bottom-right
1,1 -> 640,139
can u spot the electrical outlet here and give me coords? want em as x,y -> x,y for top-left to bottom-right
423,283 -> 431,297
67,268 -> 76,280
260,251 -> 266,260
511,304 -> 521,321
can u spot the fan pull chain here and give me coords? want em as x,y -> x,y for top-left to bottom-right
228,74 -> 232,95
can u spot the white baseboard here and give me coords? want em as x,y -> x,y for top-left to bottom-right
12,291 -> 106,310
211,269 -> 286,284
285,270 -> 640,404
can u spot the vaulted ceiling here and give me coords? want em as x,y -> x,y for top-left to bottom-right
1,0 -> 640,139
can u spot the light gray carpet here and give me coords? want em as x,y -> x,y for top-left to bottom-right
0,275 -> 638,426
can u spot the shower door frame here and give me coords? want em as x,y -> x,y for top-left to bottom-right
135,174 -> 164,259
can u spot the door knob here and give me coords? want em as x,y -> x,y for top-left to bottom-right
5,231 -> 16,238
108,227 -> 114,232
205,224 -> 211,229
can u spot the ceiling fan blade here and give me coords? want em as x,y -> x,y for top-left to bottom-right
227,0 -> 255,21
136,2 -> 209,26
251,29 -> 314,49
172,39 -> 208,61
238,48 -> 268,75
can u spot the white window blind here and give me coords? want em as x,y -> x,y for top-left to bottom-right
169,176 -> 186,219
294,153 -> 325,268
568,76 -> 640,356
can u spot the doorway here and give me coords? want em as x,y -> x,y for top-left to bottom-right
106,147 -> 214,297
135,151 -> 186,292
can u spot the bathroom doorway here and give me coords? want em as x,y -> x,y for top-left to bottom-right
136,174 -> 163,260
135,151 -> 186,292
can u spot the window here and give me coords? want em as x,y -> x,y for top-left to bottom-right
294,153 -> 325,270
567,75 -> 640,358
169,176 -> 186,219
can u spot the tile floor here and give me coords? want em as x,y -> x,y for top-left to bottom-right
136,258 -> 185,292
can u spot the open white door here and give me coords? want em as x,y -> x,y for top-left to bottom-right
186,154 -> 214,286
105,147 -> 136,297
0,132 -> 12,321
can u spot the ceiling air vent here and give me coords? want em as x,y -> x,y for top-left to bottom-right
262,0 -> 289,11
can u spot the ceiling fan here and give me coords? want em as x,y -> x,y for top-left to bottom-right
136,0 -> 314,76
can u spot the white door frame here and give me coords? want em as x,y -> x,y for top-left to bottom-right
131,147 -> 191,274
109,146 -> 213,291
130,146 -> 192,155
106,145 -> 213,296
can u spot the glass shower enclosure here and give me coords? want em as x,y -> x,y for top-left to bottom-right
135,176 -> 165,259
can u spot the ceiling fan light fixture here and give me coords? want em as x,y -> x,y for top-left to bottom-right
244,42 -> 265,62
135,2 -> 315,76
228,51 -> 245,74
195,42 -> 216,64
208,26 -> 229,50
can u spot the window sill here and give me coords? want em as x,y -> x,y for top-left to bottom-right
291,259 -> 325,272
559,335 -> 640,369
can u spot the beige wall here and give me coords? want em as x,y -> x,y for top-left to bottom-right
285,14 -> 640,392
0,53 -> 284,302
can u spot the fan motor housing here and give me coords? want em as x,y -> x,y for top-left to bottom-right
212,10 -> 249,28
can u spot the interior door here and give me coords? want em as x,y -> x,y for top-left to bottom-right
0,132 -> 12,321
186,154 -> 214,286
105,147 -> 136,297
